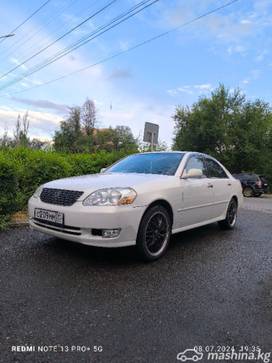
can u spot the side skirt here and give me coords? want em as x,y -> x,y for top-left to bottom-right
171,216 -> 226,235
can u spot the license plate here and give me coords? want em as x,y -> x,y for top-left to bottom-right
34,208 -> 64,225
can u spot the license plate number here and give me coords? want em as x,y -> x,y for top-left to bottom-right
34,208 -> 64,225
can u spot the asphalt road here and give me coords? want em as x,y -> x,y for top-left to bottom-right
1,198 -> 272,363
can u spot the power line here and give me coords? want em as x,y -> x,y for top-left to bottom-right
0,0 -> 51,45
0,34 -> 15,39
0,0 -> 158,90
0,0 -> 80,62
30,0 -> 154,71
0,0 -> 117,81
15,0 -> 157,81
3,0 -> 240,96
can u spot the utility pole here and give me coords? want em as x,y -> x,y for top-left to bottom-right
0,33 -> 15,39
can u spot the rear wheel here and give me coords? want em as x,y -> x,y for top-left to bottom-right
243,186 -> 253,197
218,198 -> 238,230
136,205 -> 171,261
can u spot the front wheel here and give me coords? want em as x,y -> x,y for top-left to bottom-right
136,205 -> 171,261
218,198 -> 238,230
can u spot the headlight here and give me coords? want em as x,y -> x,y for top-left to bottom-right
33,186 -> 43,198
83,188 -> 137,206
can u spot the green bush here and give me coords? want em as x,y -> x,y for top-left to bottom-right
19,151 -> 72,206
0,148 -> 135,229
68,150 -> 128,175
0,154 -> 19,230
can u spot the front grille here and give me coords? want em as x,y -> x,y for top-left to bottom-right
40,188 -> 84,206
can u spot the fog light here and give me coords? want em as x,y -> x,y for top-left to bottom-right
102,228 -> 121,238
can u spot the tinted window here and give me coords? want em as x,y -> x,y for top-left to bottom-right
184,155 -> 206,177
205,158 -> 228,178
236,173 -> 259,181
247,174 -> 259,182
107,153 -> 184,176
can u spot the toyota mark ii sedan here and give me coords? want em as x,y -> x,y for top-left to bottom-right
28,152 -> 243,261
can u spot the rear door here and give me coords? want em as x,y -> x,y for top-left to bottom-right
203,157 -> 231,218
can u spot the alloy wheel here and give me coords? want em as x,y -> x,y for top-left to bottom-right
227,200 -> 237,227
145,212 -> 170,256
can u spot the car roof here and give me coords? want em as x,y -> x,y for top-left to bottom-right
140,151 -> 212,156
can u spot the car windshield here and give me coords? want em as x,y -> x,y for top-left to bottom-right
107,153 -> 184,176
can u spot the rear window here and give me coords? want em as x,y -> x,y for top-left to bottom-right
247,174 -> 259,181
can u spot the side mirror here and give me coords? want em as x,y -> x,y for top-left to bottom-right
181,168 -> 203,179
100,168 -> 106,173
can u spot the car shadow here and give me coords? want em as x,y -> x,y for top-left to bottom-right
43,222 -> 223,266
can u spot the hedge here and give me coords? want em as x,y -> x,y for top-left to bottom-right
0,148 -> 132,230
0,155 -> 19,230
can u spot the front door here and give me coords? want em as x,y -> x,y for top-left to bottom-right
177,155 -> 215,228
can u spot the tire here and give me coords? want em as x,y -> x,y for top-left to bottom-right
218,198 -> 238,230
243,186 -> 253,197
136,205 -> 171,261
255,193 -> 262,197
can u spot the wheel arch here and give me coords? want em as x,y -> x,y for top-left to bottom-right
231,195 -> 238,206
144,199 -> 174,226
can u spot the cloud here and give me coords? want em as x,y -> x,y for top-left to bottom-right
255,50 -> 268,62
0,106 -> 62,138
107,68 -> 132,80
157,0 -> 253,41
227,45 -> 247,55
167,83 -> 213,96
119,40 -> 130,51
155,0 -> 272,63
240,69 -> 261,87
9,57 -> 28,71
99,100 -> 174,146
10,97 -> 69,113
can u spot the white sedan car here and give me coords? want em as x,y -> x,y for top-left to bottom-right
28,152 -> 243,261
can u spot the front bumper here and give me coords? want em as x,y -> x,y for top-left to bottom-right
28,197 -> 146,247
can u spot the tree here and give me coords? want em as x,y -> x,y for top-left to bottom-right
81,98 -> 96,136
138,139 -> 168,152
173,85 -> 272,176
54,107 -> 85,153
0,127 -> 12,148
53,99 -> 138,153
112,126 -> 138,151
13,111 -> 30,147
94,126 -> 138,152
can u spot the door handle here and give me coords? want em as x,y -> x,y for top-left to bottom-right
227,182 -> 232,186
207,183 -> 213,188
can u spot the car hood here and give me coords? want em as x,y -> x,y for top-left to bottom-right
42,172 -> 173,196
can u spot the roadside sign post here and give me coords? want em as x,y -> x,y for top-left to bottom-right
143,122 -> 159,151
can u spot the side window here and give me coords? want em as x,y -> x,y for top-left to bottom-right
183,155 -> 206,177
205,158 -> 228,178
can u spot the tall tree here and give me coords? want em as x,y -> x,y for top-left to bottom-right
112,126 -> 137,151
173,85 -> 272,176
13,111 -> 30,147
54,107 -> 84,153
81,98 -> 96,136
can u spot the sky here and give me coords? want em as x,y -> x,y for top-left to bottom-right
0,0 -> 271,146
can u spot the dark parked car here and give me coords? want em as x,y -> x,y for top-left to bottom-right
259,175 -> 269,193
233,173 -> 265,197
